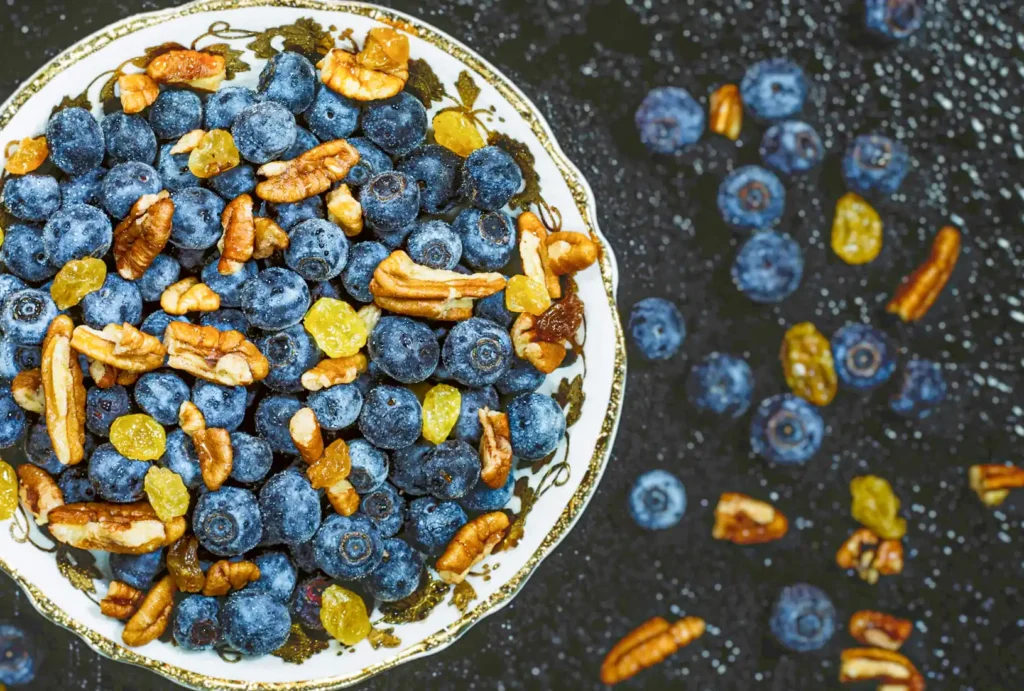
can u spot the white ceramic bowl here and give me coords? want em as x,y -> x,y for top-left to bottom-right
0,1 -> 625,688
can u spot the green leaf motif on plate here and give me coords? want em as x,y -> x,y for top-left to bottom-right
272,623 -> 329,664
455,71 -> 480,110
379,576 -> 449,624
367,627 -> 401,649
248,18 -> 334,61
406,58 -> 446,109
555,373 -> 585,429
450,580 -> 477,614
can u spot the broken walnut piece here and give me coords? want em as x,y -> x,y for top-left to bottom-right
600,616 -> 706,686
307,439 -> 358,516
517,211 -> 561,299
511,313 -> 567,374
146,49 -> 226,91
969,463 -> 1024,507
122,575 -> 176,647
178,401 -> 206,437
17,465 -> 65,526
887,226 -> 961,323
289,408 -> 325,465
255,139 -> 361,204
194,427 -> 233,491
712,492 -> 789,545
371,250 -> 506,300
218,194 -> 255,275
546,231 -> 599,275
71,323 -> 167,373
11,368 -> 44,414
358,303 -> 382,332
48,501 -> 186,554
117,73 -> 160,114
849,610 -> 913,651
326,184 -> 364,237
160,277 -> 221,315
202,560 -> 261,597
170,129 -> 206,155
167,535 -> 206,593
163,321 -> 269,386
436,511 -> 510,584
301,353 -> 368,392
836,528 -> 904,585
373,295 -> 474,322
113,191 -> 174,280
4,136 -> 49,175
709,84 -> 743,140
839,648 -> 925,691
252,217 -> 290,259
318,27 -> 410,101
478,408 -> 512,490
100,580 -> 145,621
42,315 -> 87,466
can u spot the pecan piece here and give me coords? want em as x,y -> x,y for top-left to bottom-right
709,84 -> 742,140
178,400 -> 206,437
887,226 -> 961,322
318,27 -> 410,101
202,560 -> 261,596
194,427 -> 233,491
517,211 -> 560,299
160,277 -> 221,315
113,191 -> 174,280
123,575 -> 176,647
839,648 -> 924,691
969,463 -> 1024,507
100,580 -> 145,620
301,353 -> 369,391
712,492 -> 788,545
436,511 -> 510,584
326,184 -> 363,237
117,73 -> 159,114
164,322 -> 269,386
42,316 -> 87,466
546,231 -> 599,275
146,49 -> 226,91
17,465 -> 64,525
48,502 -> 186,554
70,323 -> 167,373
371,250 -> 506,300
4,136 -> 49,175
307,439 -> 359,516
255,139 -> 361,204
252,217 -> 290,259
170,129 -> 206,155
218,194 -> 255,275
849,610 -> 913,651
600,616 -> 706,686
89,359 -> 119,389
358,303 -> 382,332
289,407 -> 325,465
478,408 -> 512,489
836,528 -> 904,584
11,368 -> 44,414
373,295 -> 475,322
511,313 -> 567,374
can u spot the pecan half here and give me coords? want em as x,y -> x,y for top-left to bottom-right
255,139 -> 361,204
70,323 -> 167,373
118,73 -> 160,114
436,511 -> 510,584
517,211 -> 560,299
11,368 -> 44,414
478,408 -> 512,489
600,616 -> 706,686
146,49 -> 226,91
4,136 -> 49,175
307,439 -> 358,516
160,277 -> 221,315
178,400 -> 206,437
170,129 -> 206,155
373,295 -> 475,321
318,27 -> 410,101
546,231 -> 599,275
301,354 -> 368,392
48,502 -> 186,554
194,427 -> 232,491
712,492 -> 788,545
371,250 -> 506,300
113,191 -> 174,280
164,322 -> 269,386
849,610 -> 913,651
289,407 -> 325,465
42,316 -> 87,466
252,217 -> 290,259
100,580 -> 145,620
887,226 -> 961,322
17,465 -> 64,525
839,648 -> 924,691
218,194 -> 255,275
326,184 -> 363,237
969,463 -> 1024,507
123,575 -> 176,647
358,303 -> 382,333
511,313 -> 566,374
709,84 -> 742,140
836,528 -> 904,584
202,560 -> 261,596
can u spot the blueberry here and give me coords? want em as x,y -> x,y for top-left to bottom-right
496,358 -> 546,396
368,317 -> 439,384
46,107 -> 104,175
198,309 -> 247,333
865,0 -> 924,39
452,208 -> 515,271
100,162 -> 162,220
260,468 -> 321,546
740,59 -> 808,122
59,167 -> 106,207
387,442 -> 430,495
256,324 -> 320,394
360,482 -> 407,537
362,172 -> 420,232
314,514 -> 385,580
686,353 -> 755,417
629,297 -> 685,361
442,318 -> 513,387
732,231 -> 804,304
842,134 -> 910,196
110,549 -> 164,591
42,203 -> 113,267
0,224 -> 55,283
255,394 -> 302,454
172,246 -> 212,273
270,196 -> 324,230
192,380 -> 247,431
290,575 -> 330,631
139,310 -> 189,339
160,429 -> 202,489
222,591 -> 291,657
473,290 -> 513,329
136,254 -> 181,302
57,465 -> 98,503
201,257 -> 258,308
453,386 -> 499,444
0,276 -> 26,308
149,90 -> 203,140
460,471 -> 515,512
228,431 -> 273,484
832,324 -> 897,391
280,125 -> 320,161
348,439 -> 389,493
308,384 -> 363,431
102,112 -> 158,165
169,187 -> 226,249
309,279 -> 343,302
240,267 -> 311,331
341,241 -> 389,303
769,584 -> 836,652
193,486 -> 263,556
2,174 -> 60,222
258,52 -> 317,114
152,143 -> 198,193
247,551 -> 297,603
134,372 -> 190,425
285,218 -> 349,281
366,538 -> 424,603
343,136 -> 393,187
890,359 -> 946,419
406,496 -> 467,554
459,145 -> 523,211
398,144 -> 461,213
424,440 -> 482,500
81,274 -> 143,328
204,86 -> 259,130
717,165 -> 785,231
0,390 -> 26,449
760,121 -> 823,176
173,595 -> 221,651
507,393 -> 566,460
634,86 -> 706,154
305,85 -> 360,140
749,394 -> 824,465
358,385 -> 422,450
406,220 -> 462,270
89,443 -> 150,502
232,101 -> 297,165
628,469 -> 687,530
25,423 -> 64,474
0,623 -> 38,686
361,92 -> 427,156
1,290 -> 57,345
0,336 -> 40,379
208,164 -> 257,199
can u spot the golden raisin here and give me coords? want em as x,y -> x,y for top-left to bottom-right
188,130 -> 240,179
535,292 -> 584,343
320,585 -> 371,645
110,414 -> 167,461
505,275 -> 552,316
0,461 -> 18,520
303,298 -> 368,358
433,111 -> 485,158
422,384 -> 462,445
50,258 -> 107,310
851,475 -> 907,540
143,466 -> 190,522
4,136 -> 49,175
167,535 -> 206,593
832,193 -> 882,265
780,322 -> 838,406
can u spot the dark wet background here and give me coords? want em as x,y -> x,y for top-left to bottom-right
2,0 -> 1023,688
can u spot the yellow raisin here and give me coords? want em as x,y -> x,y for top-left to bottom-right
144,466 -> 190,522
188,129 -> 240,179
303,298 -> 368,358
850,475 -> 906,540
110,414 -> 167,461
422,384 -> 462,445
0,461 -> 18,520
505,275 -> 552,316
0,227 -> 5,251
4,136 -> 49,175
433,111 -> 485,158
832,193 -> 882,265
50,258 -> 107,310
320,584 -> 371,645
780,322 -> 837,406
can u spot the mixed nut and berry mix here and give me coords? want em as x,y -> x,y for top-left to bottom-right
0,25 -> 599,656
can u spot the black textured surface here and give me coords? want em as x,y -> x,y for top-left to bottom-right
2,0 -> 1023,689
